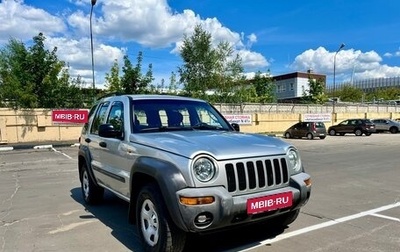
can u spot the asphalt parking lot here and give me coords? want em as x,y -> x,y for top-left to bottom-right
0,134 -> 399,252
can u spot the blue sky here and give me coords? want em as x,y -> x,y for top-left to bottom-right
1,0 -> 400,89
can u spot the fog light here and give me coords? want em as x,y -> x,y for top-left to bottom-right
194,212 -> 213,228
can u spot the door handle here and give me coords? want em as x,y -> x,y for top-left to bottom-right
99,142 -> 107,148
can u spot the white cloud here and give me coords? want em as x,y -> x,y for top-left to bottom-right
1,0 -> 398,88
45,37 -> 125,86
0,0 -> 66,43
238,50 -> 269,69
289,46 -> 400,81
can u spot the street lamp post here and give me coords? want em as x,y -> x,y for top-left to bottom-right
90,0 -> 97,101
333,43 -> 345,115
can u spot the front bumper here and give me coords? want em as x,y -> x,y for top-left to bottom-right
174,172 -> 311,232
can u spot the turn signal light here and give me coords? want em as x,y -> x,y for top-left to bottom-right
180,196 -> 215,205
304,178 -> 312,187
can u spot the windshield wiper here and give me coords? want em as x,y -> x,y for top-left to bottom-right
191,123 -> 225,130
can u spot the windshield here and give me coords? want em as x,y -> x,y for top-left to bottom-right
131,99 -> 232,133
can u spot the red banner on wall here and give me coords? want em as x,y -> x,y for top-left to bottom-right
52,110 -> 89,124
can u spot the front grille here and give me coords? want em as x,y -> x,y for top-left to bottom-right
225,157 -> 289,193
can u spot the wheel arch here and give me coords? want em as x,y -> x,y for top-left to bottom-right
128,156 -> 189,232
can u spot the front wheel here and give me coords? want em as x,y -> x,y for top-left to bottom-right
136,184 -> 186,252
329,129 -> 336,136
284,132 -> 291,139
354,129 -> 363,136
389,127 -> 398,134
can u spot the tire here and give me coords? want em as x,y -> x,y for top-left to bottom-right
354,129 -> 363,136
81,163 -> 104,205
389,127 -> 398,134
306,133 -> 314,140
284,132 -> 291,139
329,129 -> 336,136
320,136 -> 326,139
365,132 -> 372,136
136,184 -> 186,252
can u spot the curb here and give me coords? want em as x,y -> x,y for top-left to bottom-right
0,142 -> 79,152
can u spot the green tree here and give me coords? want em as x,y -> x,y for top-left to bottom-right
168,71 -> 179,94
178,25 -> 249,103
28,33 -> 64,108
178,25 -> 219,99
251,71 -> 275,103
0,38 -> 35,107
303,76 -> 328,104
105,59 -> 122,93
212,42 -> 245,103
120,52 -> 153,94
0,33 -> 84,108
337,84 -> 364,102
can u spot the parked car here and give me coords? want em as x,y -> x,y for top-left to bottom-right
371,119 -> 400,133
328,119 -> 376,136
78,94 -> 312,252
284,121 -> 327,140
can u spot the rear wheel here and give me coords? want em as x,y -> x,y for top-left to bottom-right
365,132 -> 372,136
81,163 -> 104,205
136,184 -> 186,252
306,133 -> 314,140
354,129 -> 363,136
320,136 -> 326,139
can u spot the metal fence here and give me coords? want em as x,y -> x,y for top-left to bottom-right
213,102 -> 400,114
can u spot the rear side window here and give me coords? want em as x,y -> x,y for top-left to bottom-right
315,122 -> 325,128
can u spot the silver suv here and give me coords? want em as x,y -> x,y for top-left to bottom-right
371,119 -> 400,134
78,94 -> 311,252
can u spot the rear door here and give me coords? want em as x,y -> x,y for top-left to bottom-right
315,122 -> 326,135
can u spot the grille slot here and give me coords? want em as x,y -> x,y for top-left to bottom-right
225,158 -> 289,193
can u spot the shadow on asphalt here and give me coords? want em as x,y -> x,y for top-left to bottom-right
70,187 -> 286,252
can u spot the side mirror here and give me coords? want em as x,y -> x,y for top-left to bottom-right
99,124 -> 123,138
231,123 -> 240,132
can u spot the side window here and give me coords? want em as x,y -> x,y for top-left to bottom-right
107,101 -> 124,132
81,106 -> 97,134
90,102 -> 110,135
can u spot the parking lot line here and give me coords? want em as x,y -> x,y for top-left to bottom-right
237,201 -> 400,252
370,213 -> 400,222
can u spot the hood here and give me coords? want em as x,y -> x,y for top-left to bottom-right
130,131 -> 290,160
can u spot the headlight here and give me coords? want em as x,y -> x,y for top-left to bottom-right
192,157 -> 216,182
287,148 -> 302,173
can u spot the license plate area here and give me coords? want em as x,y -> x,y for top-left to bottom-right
247,191 -> 293,214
